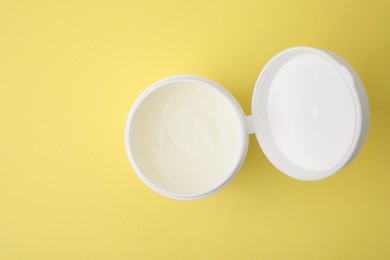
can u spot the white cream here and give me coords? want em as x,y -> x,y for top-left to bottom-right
129,80 -> 244,197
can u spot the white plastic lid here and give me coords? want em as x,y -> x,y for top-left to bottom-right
251,47 -> 370,180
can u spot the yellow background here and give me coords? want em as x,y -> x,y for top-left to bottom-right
1,0 -> 389,259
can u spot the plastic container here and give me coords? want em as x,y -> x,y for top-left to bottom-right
125,46 -> 370,200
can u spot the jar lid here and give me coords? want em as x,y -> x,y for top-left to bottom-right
251,47 -> 370,180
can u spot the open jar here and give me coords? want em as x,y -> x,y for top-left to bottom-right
125,47 -> 370,200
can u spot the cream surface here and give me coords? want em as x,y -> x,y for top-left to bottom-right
129,81 -> 244,196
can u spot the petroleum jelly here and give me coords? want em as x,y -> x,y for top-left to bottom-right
128,80 -> 244,197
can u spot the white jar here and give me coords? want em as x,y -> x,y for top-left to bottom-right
125,47 -> 370,200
